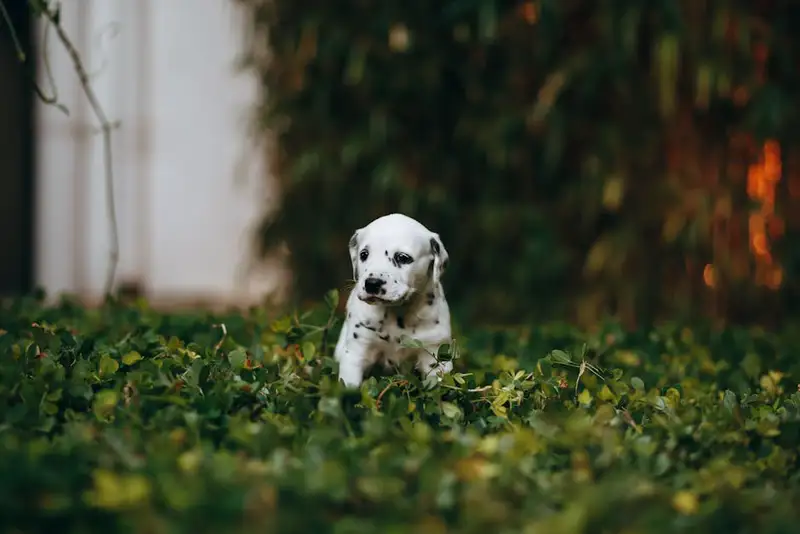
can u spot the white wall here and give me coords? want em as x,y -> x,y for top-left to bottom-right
34,0 -> 288,307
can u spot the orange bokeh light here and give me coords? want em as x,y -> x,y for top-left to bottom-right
703,264 -> 716,288
746,139 -> 783,289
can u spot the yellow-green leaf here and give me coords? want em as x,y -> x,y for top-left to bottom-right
93,390 -> 119,420
270,316 -> 293,334
672,490 -> 699,515
84,470 -> 151,510
441,401 -> 463,420
121,351 -> 143,366
302,341 -> 316,359
41,401 -> 59,415
597,384 -> 617,403
99,354 -> 119,377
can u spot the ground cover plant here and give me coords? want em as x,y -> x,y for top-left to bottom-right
2,291 -> 800,533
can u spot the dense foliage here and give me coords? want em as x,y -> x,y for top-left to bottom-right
238,0 -> 800,326
2,292 -> 800,533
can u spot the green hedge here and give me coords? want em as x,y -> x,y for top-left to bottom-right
238,0 -> 800,326
2,293 -> 800,532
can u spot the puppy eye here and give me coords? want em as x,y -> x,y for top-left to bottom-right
394,252 -> 414,265
359,249 -> 369,262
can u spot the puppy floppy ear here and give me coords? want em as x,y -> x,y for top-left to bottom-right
429,233 -> 449,285
348,229 -> 361,281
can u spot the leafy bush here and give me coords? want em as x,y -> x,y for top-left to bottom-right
2,292 -> 800,533
238,0 -> 800,326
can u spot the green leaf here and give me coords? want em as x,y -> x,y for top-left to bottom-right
324,289 -> 339,310
399,335 -> 425,350
121,351 -> 143,366
184,359 -> 206,388
271,316 -> 293,334
596,384 -> 617,403
41,402 -> 59,416
228,348 -> 248,370
549,350 -> 572,365
302,341 -> 316,359
722,389 -> 736,408
93,390 -> 119,420
741,352 -> 761,379
99,354 -> 119,377
441,401 -> 463,420
537,358 -> 553,377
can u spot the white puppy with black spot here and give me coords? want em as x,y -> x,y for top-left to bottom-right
334,213 -> 453,388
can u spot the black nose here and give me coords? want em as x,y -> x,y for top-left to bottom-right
364,277 -> 385,295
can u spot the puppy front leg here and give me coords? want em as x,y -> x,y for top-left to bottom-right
337,345 -> 370,388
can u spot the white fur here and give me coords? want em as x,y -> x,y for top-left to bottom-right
334,213 -> 453,388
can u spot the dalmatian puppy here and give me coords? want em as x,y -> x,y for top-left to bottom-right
334,213 -> 453,388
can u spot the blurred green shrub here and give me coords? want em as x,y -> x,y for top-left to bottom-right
237,0 -> 800,326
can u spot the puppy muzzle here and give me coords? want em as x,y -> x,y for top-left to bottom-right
357,275 -> 414,305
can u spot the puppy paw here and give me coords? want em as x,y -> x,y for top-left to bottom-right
437,359 -> 454,374
338,361 -> 365,389
427,359 -> 453,377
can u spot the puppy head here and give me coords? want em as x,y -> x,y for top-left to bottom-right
348,213 -> 448,306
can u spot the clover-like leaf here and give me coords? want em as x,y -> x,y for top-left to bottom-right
228,348 -> 248,370
324,288 -> 339,310
121,351 -> 143,366
441,401 -> 463,420
631,376 -> 645,391
302,341 -> 316,359
98,354 -> 119,377
92,390 -> 119,420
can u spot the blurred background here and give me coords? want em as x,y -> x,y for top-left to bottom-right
1,0 -> 289,310
2,0 -> 800,330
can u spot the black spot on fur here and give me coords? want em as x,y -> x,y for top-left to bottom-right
363,324 -> 378,332
379,334 -> 390,342
397,316 -> 405,329
427,293 -> 435,305
435,320 -> 440,325
353,333 -> 358,339
380,288 -> 386,295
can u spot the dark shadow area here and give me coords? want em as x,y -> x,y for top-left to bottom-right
0,0 -> 34,296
